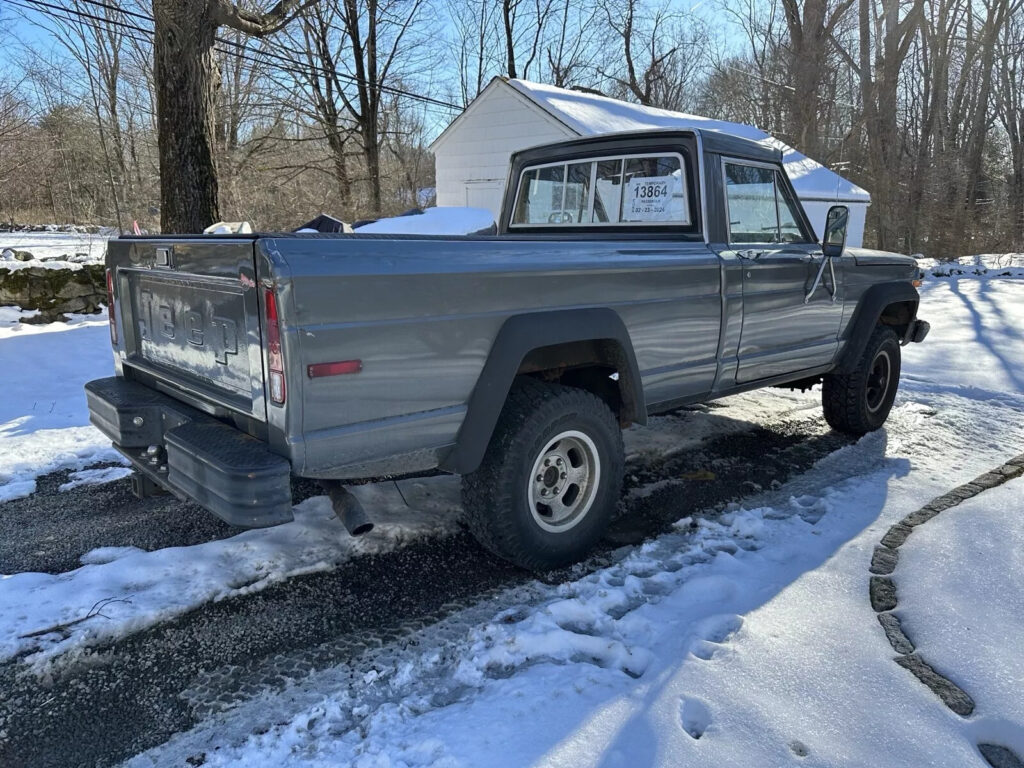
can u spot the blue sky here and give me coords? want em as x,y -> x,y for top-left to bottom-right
0,0 -> 745,143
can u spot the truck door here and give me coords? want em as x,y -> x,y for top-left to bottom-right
719,159 -> 843,383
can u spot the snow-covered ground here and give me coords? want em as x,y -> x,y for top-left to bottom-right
899,477 -> 1024,757
917,252 -> 1024,278
0,314 -> 125,503
0,230 -> 112,270
2,265 -> 1024,766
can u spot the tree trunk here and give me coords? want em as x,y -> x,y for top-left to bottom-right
153,0 -> 221,233
503,0 -> 518,78
326,131 -> 353,213
781,0 -> 832,158
364,129 -> 382,213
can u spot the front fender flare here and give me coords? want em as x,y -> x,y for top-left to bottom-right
838,281 -> 920,373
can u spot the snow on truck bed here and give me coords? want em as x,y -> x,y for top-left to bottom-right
2,263 -> 1024,766
356,206 -> 495,235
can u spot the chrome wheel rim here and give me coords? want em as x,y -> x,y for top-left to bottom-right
527,430 -> 601,533
866,349 -> 893,413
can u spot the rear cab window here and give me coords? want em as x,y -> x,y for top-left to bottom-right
510,150 -> 697,233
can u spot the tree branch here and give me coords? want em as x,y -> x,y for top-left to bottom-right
213,0 -> 318,37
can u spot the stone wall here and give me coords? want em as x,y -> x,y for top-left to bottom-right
0,265 -> 107,322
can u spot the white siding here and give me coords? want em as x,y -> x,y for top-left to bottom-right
433,83 -> 576,217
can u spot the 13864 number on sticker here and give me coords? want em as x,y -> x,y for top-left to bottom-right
633,182 -> 668,200
624,175 -> 681,222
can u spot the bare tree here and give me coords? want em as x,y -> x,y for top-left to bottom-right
780,0 -> 855,157
599,0 -> 711,111
448,0 -> 500,103
544,0 -> 602,88
851,0 -> 924,249
0,75 -> 42,223
998,4 -> 1024,247
501,0 -> 555,79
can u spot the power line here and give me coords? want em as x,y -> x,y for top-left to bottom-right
6,0 -> 153,48
61,0 -> 151,23
12,0 -> 463,111
18,0 -> 152,36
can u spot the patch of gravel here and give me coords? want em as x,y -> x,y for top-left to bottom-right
0,467 -> 329,575
0,463 -> 234,574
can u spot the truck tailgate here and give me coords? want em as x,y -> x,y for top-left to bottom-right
111,238 -> 266,421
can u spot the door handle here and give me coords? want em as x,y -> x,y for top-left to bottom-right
738,249 -> 764,260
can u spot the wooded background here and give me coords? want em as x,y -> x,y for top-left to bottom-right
0,0 -> 1022,256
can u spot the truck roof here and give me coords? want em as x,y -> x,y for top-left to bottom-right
513,128 -> 781,166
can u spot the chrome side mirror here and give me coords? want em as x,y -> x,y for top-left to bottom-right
822,205 -> 849,258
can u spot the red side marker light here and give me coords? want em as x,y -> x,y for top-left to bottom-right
308,360 -> 363,379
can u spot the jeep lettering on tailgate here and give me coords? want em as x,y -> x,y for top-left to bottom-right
128,273 -> 251,399
137,289 -> 239,365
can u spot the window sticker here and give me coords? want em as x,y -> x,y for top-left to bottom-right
624,175 -> 681,221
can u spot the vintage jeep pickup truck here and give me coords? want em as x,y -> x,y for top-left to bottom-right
86,129 -> 929,570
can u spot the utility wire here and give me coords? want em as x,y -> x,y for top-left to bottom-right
13,0 -> 463,110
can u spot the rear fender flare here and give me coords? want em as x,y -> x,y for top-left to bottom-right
440,308 -> 645,475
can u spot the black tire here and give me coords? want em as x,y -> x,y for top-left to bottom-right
822,325 -> 901,435
461,379 -> 624,571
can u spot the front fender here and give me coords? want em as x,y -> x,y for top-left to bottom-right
838,281 -> 921,372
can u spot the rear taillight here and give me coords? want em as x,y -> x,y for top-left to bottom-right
264,288 -> 285,405
106,268 -> 117,344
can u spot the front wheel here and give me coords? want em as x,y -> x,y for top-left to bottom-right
461,379 -> 624,571
822,325 -> 901,435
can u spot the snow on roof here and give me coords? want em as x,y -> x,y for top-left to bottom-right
507,79 -> 869,203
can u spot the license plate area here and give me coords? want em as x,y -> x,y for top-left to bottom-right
124,271 -> 264,418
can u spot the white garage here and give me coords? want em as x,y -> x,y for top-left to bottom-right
430,78 -> 870,246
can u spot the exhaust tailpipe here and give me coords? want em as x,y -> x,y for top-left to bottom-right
324,482 -> 374,536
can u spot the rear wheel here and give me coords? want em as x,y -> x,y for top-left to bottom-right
462,379 -> 624,571
822,325 -> 901,435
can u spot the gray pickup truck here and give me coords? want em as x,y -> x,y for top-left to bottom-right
86,129 -> 929,570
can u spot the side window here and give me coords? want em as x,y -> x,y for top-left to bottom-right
512,165 -> 566,225
511,152 -> 692,228
776,172 -> 807,243
725,163 -> 778,243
